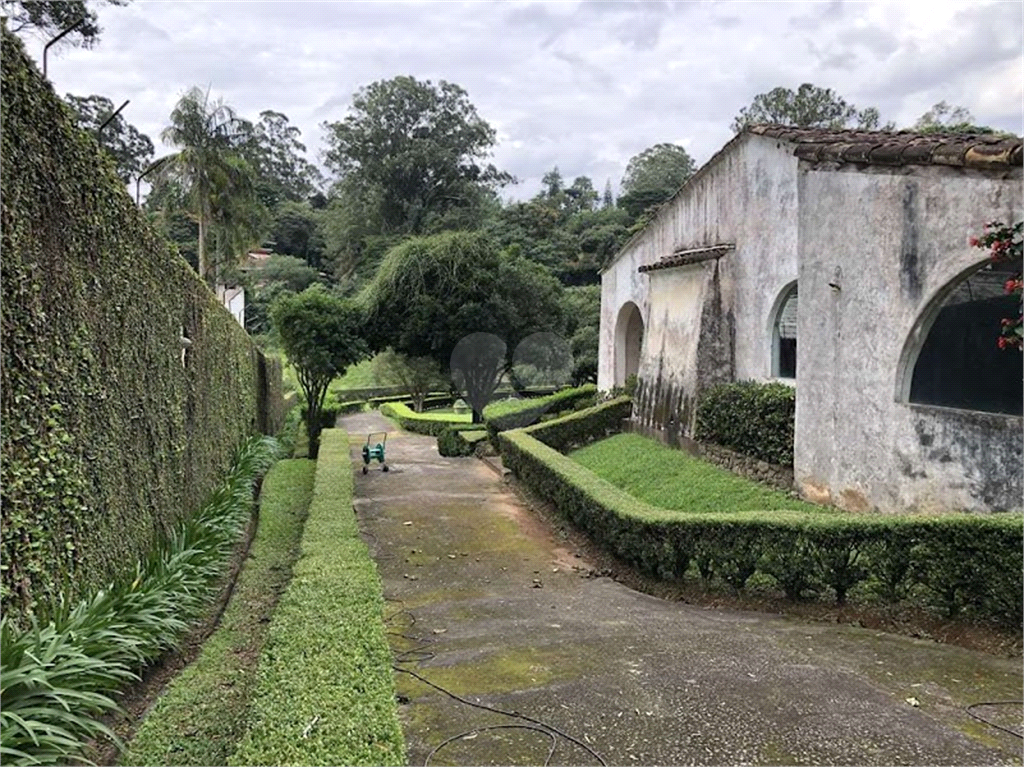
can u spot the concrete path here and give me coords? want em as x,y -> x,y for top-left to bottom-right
344,411 -> 1022,766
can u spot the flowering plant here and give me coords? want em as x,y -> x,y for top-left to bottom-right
969,220 -> 1022,350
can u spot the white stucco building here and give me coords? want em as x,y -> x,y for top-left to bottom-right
599,125 -> 1023,513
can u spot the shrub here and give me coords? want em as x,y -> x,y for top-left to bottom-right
379,401 -> 470,436
695,380 -> 795,465
436,427 -> 490,457
0,436 -> 278,767
484,384 -> 599,444
520,397 -> 633,453
498,428 -> 1023,627
229,430 -> 404,766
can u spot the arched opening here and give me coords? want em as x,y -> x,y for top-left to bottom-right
900,260 -> 1022,415
614,301 -> 644,387
770,282 -> 798,379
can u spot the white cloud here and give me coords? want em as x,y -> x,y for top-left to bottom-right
28,0 -> 1022,201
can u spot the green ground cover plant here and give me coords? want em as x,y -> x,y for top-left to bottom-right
0,436 -> 278,767
229,430 -> 405,766
123,459 -> 316,766
571,433 -> 823,514
499,406 -> 1022,626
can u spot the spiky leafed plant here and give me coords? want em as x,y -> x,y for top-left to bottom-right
0,436 -> 279,766
159,87 -> 262,285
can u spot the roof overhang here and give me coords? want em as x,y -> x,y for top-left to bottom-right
638,244 -> 735,274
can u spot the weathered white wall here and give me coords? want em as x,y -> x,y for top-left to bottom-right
599,134 -> 801,432
795,164 -> 1023,512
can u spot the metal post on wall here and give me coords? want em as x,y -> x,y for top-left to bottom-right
42,17 -> 86,78
136,156 -> 170,205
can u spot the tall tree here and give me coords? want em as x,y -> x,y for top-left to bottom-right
64,93 -> 154,182
361,231 -> 564,422
618,142 -> 696,222
271,285 -> 368,458
2,0 -> 128,47
731,83 -> 891,133
322,75 -> 512,237
238,110 -> 323,208
912,101 -> 998,135
159,87 -> 262,284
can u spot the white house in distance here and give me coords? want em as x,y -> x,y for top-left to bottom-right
598,125 -> 1023,514
216,284 -> 245,329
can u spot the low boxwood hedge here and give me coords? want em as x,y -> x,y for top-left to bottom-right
379,401 -> 472,436
695,380 -> 795,466
498,426 -> 1023,626
519,396 -> 632,453
437,427 -> 490,457
229,430 -> 405,766
484,384 -> 599,442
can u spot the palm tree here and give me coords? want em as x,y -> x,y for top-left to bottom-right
160,87 -> 261,284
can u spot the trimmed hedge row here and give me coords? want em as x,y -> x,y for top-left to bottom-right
484,384 -> 599,441
521,396 -> 633,452
499,424 -> 1023,626
379,401 -> 470,436
695,380 -> 795,466
230,429 -> 405,766
124,458 -> 317,766
437,427 -> 490,457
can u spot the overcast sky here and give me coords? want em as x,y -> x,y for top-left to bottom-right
24,0 -> 1024,200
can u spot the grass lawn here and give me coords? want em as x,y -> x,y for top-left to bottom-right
122,458 -> 316,766
570,433 -> 827,514
331,357 -> 381,392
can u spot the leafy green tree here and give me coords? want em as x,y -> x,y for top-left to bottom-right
563,285 -> 600,385
64,93 -> 154,181
269,201 -> 325,269
912,101 -> 999,135
618,143 -> 696,222
731,83 -> 891,133
144,176 -> 198,269
272,285 -> 368,457
322,75 -> 512,237
238,110 -> 323,208
361,231 -> 564,421
373,348 -> 446,412
159,87 -> 263,284
2,0 -> 128,47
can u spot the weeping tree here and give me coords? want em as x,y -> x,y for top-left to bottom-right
271,286 -> 368,458
159,87 -> 263,285
361,231 -> 565,422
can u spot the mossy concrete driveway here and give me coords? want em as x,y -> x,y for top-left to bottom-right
344,412 -> 1021,766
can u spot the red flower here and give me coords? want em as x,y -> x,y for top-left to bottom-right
998,337 -> 1007,349
969,236 -> 980,247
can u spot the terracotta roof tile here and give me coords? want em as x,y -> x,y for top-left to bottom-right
747,124 -> 1022,169
638,244 -> 734,273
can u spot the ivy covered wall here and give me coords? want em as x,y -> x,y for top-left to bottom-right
0,29 -> 283,620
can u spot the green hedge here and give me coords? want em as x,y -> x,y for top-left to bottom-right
498,429 -> 1023,626
123,457 -> 316,767
379,401 -> 471,436
230,430 -> 405,766
520,396 -> 633,453
0,30 -> 282,622
436,427 -> 490,457
695,380 -> 795,466
484,384 -> 599,442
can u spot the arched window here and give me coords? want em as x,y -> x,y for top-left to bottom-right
907,261 -> 1022,415
615,301 -> 644,387
772,284 -> 798,379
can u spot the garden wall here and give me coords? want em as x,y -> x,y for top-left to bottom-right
0,29 -> 283,620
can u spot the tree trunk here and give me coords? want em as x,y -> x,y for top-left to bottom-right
472,408 -> 483,424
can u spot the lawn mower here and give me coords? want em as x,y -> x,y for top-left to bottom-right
362,432 -> 389,474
